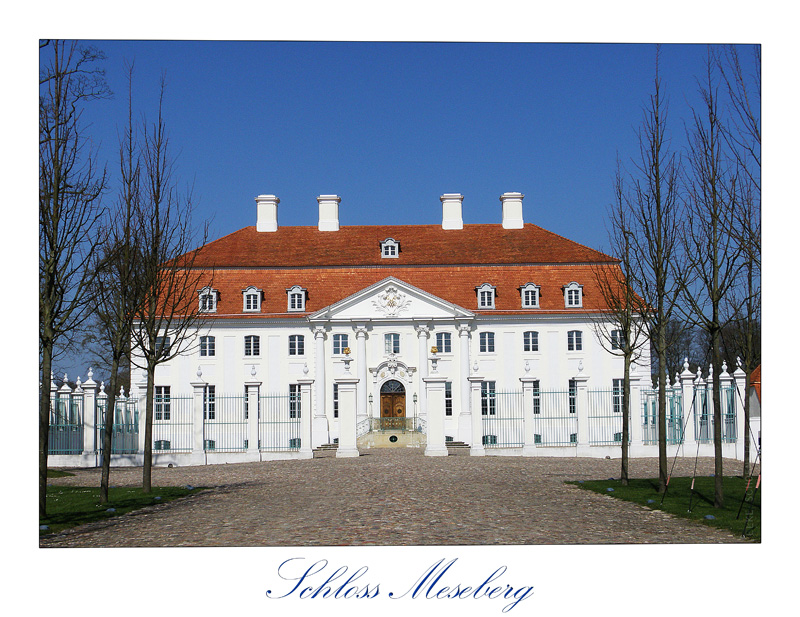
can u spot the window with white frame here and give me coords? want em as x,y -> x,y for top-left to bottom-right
520,283 -> 540,308
569,379 -> 577,414
435,332 -> 452,353
445,382 -> 453,416
200,335 -> 215,357
479,331 -> 495,353
203,385 -> 216,420
564,282 -> 583,308
380,238 -> 400,258
287,285 -> 306,312
476,283 -> 496,309
567,330 -> 582,351
384,333 -> 400,355
289,384 -> 301,418
333,383 -> 339,418
242,286 -> 262,312
533,380 -> 541,414
155,386 -> 171,421
289,334 -> 305,356
333,333 -> 349,355
611,329 -> 624,350
244,335 -> 260,356
613,378 -> 624,414
481,381 -> 496,416
199,287 -> 218,313
523,331 -> 539,352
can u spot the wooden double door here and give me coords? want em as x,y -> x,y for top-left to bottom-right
380,380 -> 406,428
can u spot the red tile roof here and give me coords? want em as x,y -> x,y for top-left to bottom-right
171,223 -> 627,319
188,224 -> 616,268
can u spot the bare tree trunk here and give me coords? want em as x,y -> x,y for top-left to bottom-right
39,344 -> 53,518
143,362 -> 156,493
100,359 -> 120,504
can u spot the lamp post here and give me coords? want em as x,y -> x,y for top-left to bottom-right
413,393 -> 418,432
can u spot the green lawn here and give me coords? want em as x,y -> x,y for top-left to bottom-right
568,475 -> 760,542
40,483 -> 201,536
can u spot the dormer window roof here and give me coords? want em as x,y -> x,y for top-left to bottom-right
199,286 -> 218,313
519,282 -> 540,308
287,285 -> 307,312
563,281 -> 584,308
242,286 -> 262,312
380,238 -> 399,259
475,283 -> 497,309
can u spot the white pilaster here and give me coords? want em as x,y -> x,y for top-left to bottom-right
297,378 -> 315,458
732,359 -> 748,461
424,375 -> 448,456
245,376 -> 261,459
468,373 -> 486,456
335,376 -> 360,458
457,323 -> 472,444
520,376 -> 537,456
573,370 -> 590,456
190,375 -> 206,465
354,324 -> 369,425
82,369 -> 98,457
312,326 -> 328,448
415,323 -> 430,420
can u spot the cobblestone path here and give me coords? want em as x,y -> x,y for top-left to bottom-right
41,449 -> 751,547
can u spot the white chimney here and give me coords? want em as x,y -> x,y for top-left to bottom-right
500,192 -> 524,229
317,195 -> 341,231
441,193 -> 464,230
255,194 -> 279,232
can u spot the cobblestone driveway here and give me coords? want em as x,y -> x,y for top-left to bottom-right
41,449 -> 752,547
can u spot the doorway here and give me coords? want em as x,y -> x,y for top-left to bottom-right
380,379 -> 406,429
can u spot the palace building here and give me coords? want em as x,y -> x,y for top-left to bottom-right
48,191 -> 753,466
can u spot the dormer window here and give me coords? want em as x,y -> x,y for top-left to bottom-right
563,282 -> 583,308
198,287 -> 218,313
287,285 -> 307,312
242,286 -> 262,312
380,238 -> 399,259
520,283 -> 540,308
476,283 -> 496,309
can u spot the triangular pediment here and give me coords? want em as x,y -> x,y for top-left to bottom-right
308,277 -> 475,322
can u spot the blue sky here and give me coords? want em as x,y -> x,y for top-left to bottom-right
75,41 -> 748,253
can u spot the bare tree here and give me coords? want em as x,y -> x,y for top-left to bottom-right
591,161 -> 650,484
718,44 -> 761,476
624,47 -> 683,493
39,40 -> 110,517
85,64 -> 146,504
681,49 -> 744,508
130,77 -> 211,493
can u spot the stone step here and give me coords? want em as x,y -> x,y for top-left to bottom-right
446,441 -> 470,448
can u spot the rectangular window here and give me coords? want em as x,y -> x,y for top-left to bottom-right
436,332 -> 452,353
534,434 -> 542,444
200,335 -> 215,357
523,331 -> 539,352
523,288 -> 538,307
289,334 -> 305,356
333,334 -> 349,355
481,381 -> 496,416
611,329 -> 624,350
613,378 -> 624,414
479,332 -> 495,353
203,385 -> 216,420
533,380 -> 540,415
445,382 -> 453,416
244,335 -> 260,356
569,379 -> 577,414
155,336 -> 171,359
155,386 -> 171,421
479,290 -> 494,308
289,384 -> 301,418
567,330 -> 582,351
245,293 -> 259,311
567,289 -> 581,306
333,383 -> 339,418
154,439 -> 170,450
289,292 -> 304,311
200,292 -> 216,312
384,333 -> 400,355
